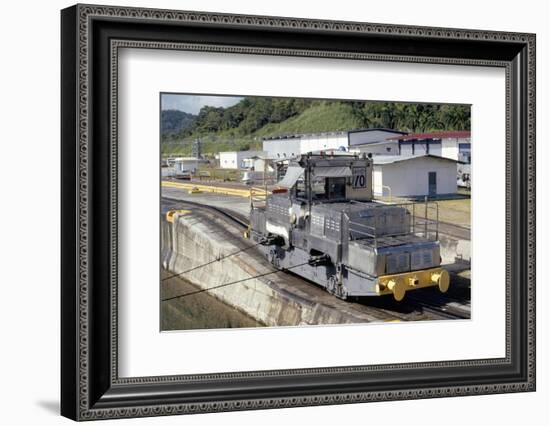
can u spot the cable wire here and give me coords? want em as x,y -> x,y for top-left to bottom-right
161,261 -> 310,301
161,241 -> 263,282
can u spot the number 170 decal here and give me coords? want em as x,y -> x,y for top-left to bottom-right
352,167 -> 367,188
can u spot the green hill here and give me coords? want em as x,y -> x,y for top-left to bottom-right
254,102 -> 363,137
161,110 -> 196,135
161,102 -> 359,156
161,97 -> 470,156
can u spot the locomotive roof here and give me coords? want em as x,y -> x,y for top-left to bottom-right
277,154 -> 372,189
290,152 -> 371,166
277,166 -> 304,188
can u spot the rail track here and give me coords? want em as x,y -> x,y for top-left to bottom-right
162,197 -> 470,321
405,295 -> 470,320
162,196 -> 249,229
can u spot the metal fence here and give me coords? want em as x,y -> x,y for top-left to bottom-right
347,199 -> 439,247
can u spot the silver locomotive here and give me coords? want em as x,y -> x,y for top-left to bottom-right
247,152 -> 449,301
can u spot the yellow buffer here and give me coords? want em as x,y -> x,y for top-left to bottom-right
376,267 -> 450,301
165,209 -> 191,223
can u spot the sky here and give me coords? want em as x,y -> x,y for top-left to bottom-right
161,94 -> 243,114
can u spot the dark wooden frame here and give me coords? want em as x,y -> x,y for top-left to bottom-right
61,4 -> 536,421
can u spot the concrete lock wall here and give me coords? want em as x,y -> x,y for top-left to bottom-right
161,213 -> 376,327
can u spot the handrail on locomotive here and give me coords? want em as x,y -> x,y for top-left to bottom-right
346,200 -> 440,247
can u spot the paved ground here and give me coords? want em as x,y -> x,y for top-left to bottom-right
162,186 -> 252,216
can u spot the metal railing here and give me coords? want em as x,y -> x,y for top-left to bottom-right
346,199 -> 440,247
249,188 -> 268,209
380,185 -> 392,202
407,198 -> 440,240
348,220 -> 378,241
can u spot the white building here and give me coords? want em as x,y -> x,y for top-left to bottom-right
262,129 -> 471,163
242,154 -> 276,173
352,140 -> 400,155
161,157 -> 209,178
348,128 -> 407,154
219,150 -> 266,169
262,132 -> 348,159
373,155 -> 458,197
263,128 -> 407,159
386,131 -> 471,163
173,157 -> 209,173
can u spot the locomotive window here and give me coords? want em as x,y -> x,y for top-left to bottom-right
294,175 -> 348,201
310,177 -> 346,200
327,177 -> 346,200
312,177 -> 326,199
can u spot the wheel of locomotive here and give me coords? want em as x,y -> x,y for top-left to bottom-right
335,284 -> 348,301
327,276 -> 348,300
269,249 -> 280,269
326,275 -> 338,296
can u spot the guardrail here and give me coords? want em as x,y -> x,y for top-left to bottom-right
348,220 -> 378,242
347,199 -> 440,247
407,199 -> 439,240
162,180 -> 269,200
249,188 -> 267,209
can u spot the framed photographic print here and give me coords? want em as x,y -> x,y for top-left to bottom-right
61,4 -> 536,421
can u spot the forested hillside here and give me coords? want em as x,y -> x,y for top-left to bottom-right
161,110 -> 197,135
161,97 -> 470,156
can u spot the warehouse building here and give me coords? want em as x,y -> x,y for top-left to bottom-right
262,132 -> 348,159
262,129 -> 407,159
241,153 -> 278,173
161,157 -> 209,178
218,150 -> 266,169
348,128 -> 407,154
386,131 -> 471,163
262,129 -> 470,162
373,154 -> 458,197
172,157 -> 209,173
352,139 -> 400,155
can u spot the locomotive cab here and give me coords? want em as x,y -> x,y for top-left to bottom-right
248,152 -> 449,301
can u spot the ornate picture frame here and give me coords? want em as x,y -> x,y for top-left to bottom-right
61,4 -> 535,420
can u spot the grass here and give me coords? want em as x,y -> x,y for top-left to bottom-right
254,101 -> 363,137
375,195 -> 471,228
434,198 -> 471,227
